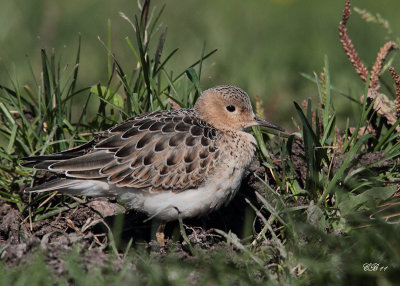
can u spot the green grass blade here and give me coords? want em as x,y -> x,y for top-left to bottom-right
318,134 -> 375,205
373,117 -> 400,151
6,124 -> 18,154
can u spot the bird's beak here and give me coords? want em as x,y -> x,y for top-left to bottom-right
254,117 -> 285,132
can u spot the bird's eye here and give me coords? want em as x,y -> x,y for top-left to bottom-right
226,105 -> 236,112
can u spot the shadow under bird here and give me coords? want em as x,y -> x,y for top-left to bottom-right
21,85 -> 284,245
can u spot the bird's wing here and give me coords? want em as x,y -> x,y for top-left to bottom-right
22,110 -> 221,192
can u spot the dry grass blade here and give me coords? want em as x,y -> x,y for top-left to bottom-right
140,0 -> 150,30
119,12 -> 136,32
338,0 -> 368,83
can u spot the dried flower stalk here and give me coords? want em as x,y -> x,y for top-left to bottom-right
353,7 -> 392,35
388,67 -> 400,119
370,41 -> 397,90
254,95 -> 265,119
168,97 -> 180,110
338,0 -> 368,83
339,0 -> 397,89
339,0 -> 399,131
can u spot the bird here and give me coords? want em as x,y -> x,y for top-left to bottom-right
21,85 -> 284,245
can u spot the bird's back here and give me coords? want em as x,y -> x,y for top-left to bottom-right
21,109 -> 222,195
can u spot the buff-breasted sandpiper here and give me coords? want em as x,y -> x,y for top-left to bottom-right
21,85 -> 284,245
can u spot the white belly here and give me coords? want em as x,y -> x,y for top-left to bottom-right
117,164 -> 245,221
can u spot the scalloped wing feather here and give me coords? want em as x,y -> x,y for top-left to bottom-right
22,109 -> 221,193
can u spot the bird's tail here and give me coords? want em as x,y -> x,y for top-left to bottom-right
20,140 -> 96,170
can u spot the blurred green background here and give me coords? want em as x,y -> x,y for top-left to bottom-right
1,0 -> 399,129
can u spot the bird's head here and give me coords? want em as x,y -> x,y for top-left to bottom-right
194,85 -> 284,132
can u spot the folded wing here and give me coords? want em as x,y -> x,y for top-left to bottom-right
22,110 -> 221,193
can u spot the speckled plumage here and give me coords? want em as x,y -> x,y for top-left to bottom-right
21,85 -> 283,222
